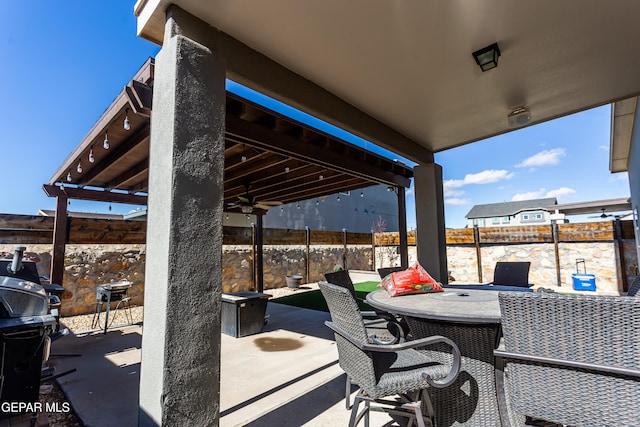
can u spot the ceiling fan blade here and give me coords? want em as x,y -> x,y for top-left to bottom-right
237,196 -> 250,203
260,200 -> 282,206
254,203 -> 276,210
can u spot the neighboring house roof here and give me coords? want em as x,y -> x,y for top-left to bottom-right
38,209 -> 125,220
465,198 -> 558,219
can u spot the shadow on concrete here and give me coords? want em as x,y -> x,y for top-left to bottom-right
49,327 -> 142,427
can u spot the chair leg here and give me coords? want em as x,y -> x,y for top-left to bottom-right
345,374 -> 352,409
349,392 -> 370,427
401,389 -> 434,427
348,394 -> 361,427
364,400 -> 370,427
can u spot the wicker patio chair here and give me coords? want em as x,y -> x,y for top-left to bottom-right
318,281 -> 461,427
627,274 -> 640,296
324,270 -> 410,409
490,261 -> 532,287
324,270 -> 409,344
377,266 -> 403,279
495,292 -> 640,426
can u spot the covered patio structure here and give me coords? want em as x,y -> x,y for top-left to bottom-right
45,57 -> 414,292
50,1 -> 640,425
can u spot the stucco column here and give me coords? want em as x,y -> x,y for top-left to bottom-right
138,12 -> 225,427
414,164 -> 448,283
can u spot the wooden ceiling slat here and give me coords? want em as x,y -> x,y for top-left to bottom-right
50,83 -> 413,209
77,125 -> 150,188
270,178 -> 372,205
107,158 -> 149,190
224,163 -> 326,201
256,174 -> 361,201
224,156 -> 291,191
226,115 -> 411,187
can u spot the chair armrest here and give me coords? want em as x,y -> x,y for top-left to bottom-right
494,349 -> 640,378
325,320 -> 461,388
359,310 -> 379,318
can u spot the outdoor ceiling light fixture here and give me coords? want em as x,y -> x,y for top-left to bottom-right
472,43 -> 501,72
507,107 -> 532,128
103,132 -> 109,150
123,108 -> 131,131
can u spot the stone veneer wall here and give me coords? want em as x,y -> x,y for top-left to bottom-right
0,244 -> 146,317
1,243 -> 372,316
2,238 -> 635,316
376,240 -> 637,295
224,245 -> 373,291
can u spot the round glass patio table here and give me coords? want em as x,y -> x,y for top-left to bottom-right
366,289 -> 510,426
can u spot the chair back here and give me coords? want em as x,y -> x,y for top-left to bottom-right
492,261 -> 530,287
628,274 -> 640,297
324,270 -> 357,300
499,292 -> 640,425
318,281 -> 377,391
377,266 -> 402,279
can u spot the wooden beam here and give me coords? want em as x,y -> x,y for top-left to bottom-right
255,213 -> 264,293
397,187 -> 409,269
107,158 -> 149,190
76,124 -> 150,188
125,80 -> 153,118
50,195 -> 68,286
43,184 -> 147,206
0,215 -> 54,230
49,91 -> 130,184
226,115 -> 411,188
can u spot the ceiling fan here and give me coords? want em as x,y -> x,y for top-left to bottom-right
226,185 -> 282,214
588,208 -> 627,219
589,208 -> 612,219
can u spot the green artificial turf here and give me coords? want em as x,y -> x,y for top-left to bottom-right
271,281 -> 381,312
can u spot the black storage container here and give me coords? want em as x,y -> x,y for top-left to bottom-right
221,292 -> 271,338
0,277 -> 56,417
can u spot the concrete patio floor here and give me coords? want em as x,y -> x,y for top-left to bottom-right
48,302 -> 401,426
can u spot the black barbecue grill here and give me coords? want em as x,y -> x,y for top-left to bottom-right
0,246 -> 66,334
92,280 -> 133,334
0,274 -> 56,417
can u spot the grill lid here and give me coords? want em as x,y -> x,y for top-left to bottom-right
0,276 -> 48,318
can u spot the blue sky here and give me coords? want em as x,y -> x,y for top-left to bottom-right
436,106 -> 630,228
1,2 -> 630,230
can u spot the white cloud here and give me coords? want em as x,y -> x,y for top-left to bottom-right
511,187 -> 576,202
463,169 -> 515,184
445,198 -> 472,206
444,179 -> 465,190
512,190 -> 545,201
545,187 -> 576,200
444,169 -> 514,190
516,148 -> 566,168
444,188 -> 465,198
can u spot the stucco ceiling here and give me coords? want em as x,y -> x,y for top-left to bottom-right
135,0 -> 640,159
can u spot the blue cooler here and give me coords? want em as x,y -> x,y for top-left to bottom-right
572,274 -> 596,291
572,259 -> 596,291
